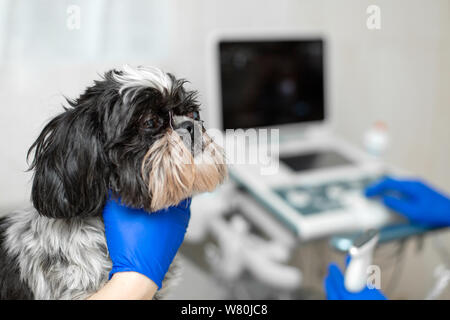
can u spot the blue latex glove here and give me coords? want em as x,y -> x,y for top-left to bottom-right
103,197 -> 191,289
324,262 -> 387,300
365,176 -> 450,227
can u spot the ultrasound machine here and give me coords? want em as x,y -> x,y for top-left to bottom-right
205,31 -> 435,247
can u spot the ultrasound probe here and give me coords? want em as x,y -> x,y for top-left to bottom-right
344,229 -> 379,292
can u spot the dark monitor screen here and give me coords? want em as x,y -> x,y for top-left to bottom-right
219,39 -> 325,130
280,151 -> 353,172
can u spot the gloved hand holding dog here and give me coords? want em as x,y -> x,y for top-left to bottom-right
102,197 -> 192,289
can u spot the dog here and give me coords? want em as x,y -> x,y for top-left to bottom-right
0,65 -> 227,299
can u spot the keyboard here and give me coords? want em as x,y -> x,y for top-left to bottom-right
274,175 -> 382,216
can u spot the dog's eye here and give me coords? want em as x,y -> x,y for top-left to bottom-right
143,116 -> 159,129
193,111 -> 200,120
145,120 -> 155,128
188,111 -> 200,121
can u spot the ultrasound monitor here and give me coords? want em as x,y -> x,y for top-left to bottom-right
218,39 -> 325,130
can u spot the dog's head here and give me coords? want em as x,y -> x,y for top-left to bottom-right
28,65 -> 227,218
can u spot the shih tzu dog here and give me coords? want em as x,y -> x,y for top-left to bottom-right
0,65 -> 227,299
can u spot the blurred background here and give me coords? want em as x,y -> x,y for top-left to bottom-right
0,0 -> 449,300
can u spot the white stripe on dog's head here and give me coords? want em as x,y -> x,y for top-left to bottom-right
113,65 -> 173,101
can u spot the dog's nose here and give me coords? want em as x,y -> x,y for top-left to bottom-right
178,120 -> 195,140
173,116 -> 203,155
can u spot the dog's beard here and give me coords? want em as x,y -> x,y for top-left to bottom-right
141,129 -> 227,210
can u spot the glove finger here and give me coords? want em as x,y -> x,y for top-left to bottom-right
165,198 -> 192,227
328,263 -> 345,284
176,197 -> 192,209
102,198 -> 122,221
365,176 -> 415,198
171,207 -> 191,228
324,273 -> 340,300
345,254 -> 351,267
327,263 -> 347,299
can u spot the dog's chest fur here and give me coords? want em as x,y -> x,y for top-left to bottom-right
0,208 -> 177,300
0,208 -> 111,299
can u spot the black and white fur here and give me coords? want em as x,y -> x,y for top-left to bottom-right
0,65 -> 227,300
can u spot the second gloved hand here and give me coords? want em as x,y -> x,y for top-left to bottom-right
103,197 -> 191,289
324,263 -> 387,300
365,176 -> 450,227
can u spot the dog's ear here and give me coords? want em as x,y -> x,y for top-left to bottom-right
28,106 -> 108,218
